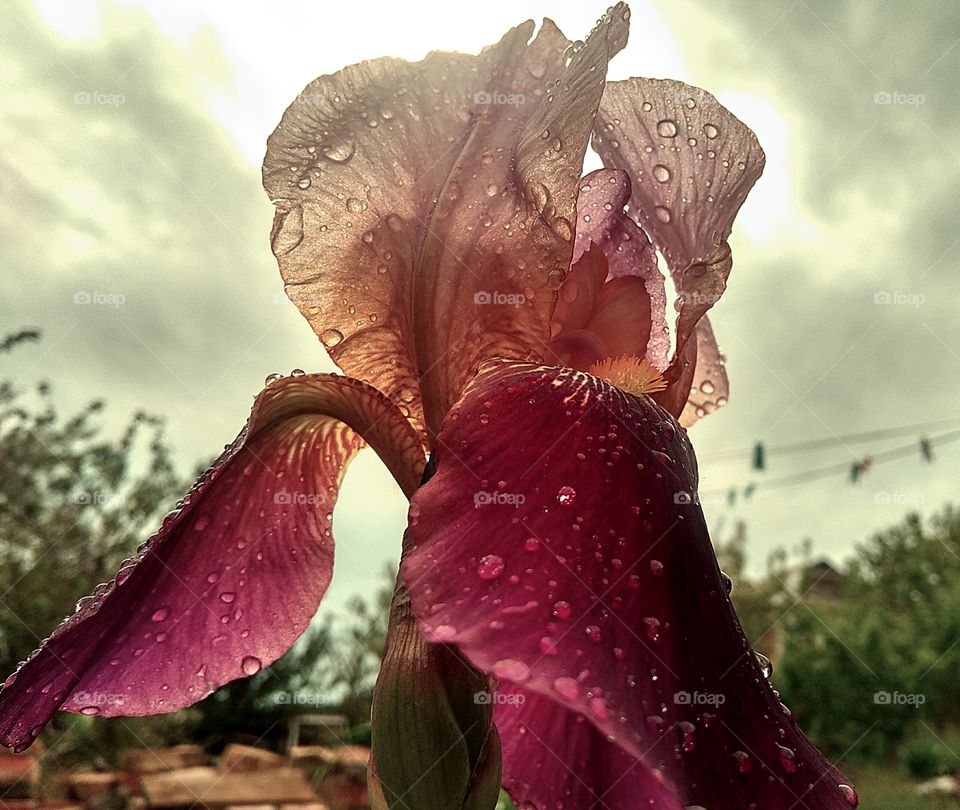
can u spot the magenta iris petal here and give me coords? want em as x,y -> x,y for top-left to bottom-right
0,374 -> 424,751
402,361 -> 857,808
496,685 -> 680,809
573,168 -> 669,370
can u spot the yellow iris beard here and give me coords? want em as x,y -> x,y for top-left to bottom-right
587,355 -> 669,397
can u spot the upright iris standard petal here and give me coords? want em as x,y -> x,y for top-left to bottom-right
592,79 -> 764,423
263,6 -> 631,437
575,169 -> 669,366
402,361 -> 857,809
0,375 -> 424,751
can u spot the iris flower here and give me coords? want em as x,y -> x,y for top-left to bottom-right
0,5 -> 858,808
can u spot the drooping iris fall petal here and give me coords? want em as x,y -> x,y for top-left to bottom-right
0,375 -> 423,751
592,79 -> 764,424
263,6 -> 631,438
402,361 -> 857,809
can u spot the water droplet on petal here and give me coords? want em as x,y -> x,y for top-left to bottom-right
755,651 -> 774,679
433,624 -> 457,641
777,744 -> 797,773
553,677 -> 580,701
656,119 -> 678,137
80,706 -> 100,716
703,123 -> 719,139
838,784 -> 858,806
557,486 -> 577,506
652,165 -> 671,183
477,554 -> 505,580
150,608 -> 169,622
492,659 -> 530,681
553,601 -> 572,620
241,656 -> 262,676
320,329 -> 344,348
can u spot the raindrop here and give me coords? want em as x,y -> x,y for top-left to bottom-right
585,625 -> 602,642
652,165 -> 671,183
553,676 -> 580,701
643,617 -> 661,642
649,559 -> 665,576
492,659 -> 530,681
656,120 -> 678,138
296,178 -> 311,190
777,744 -> 797,773
654,206 -> 672,223
703,123 -> 719,139
557,486 -> 577,506
733,750 -> 753,774
264,372 -> 284,386
477,554 -> 505,580
838,784 -> 859,806
241,656 -> 262,676
755,651 -> 774,679
524,537 -> 541,552
219,592 -> 237,604
320,329 -> 344,347
150,608 -> 169,623
322,140 -> 356,163
433,624 -> 457,641
79,706 -> 100,716
553,600 -> 572,620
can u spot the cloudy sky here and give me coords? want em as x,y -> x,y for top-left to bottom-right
2,0 -> 958,614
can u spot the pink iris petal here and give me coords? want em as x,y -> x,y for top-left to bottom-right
574,169 -> 669,368
263,7 -> 630,438
0,374 -> 424,751
679,317 -> 728,426
496,685 -> 680,809
593,79 -> 764,422
403,361 -> 856,808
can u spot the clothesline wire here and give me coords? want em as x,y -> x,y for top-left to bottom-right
699,428 -> 960,499
700,416 -> 960,463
